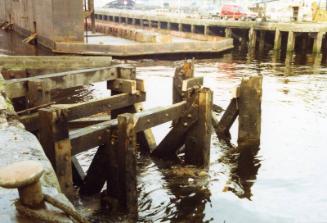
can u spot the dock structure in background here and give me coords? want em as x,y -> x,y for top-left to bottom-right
94,9 -> 327,55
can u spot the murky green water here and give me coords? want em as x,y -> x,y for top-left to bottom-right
1,29 -> 327,222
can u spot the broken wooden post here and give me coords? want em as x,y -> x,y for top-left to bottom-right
185,87 -> 213,168
173,60 -> 194,105
38,108 -> 74,197
238,76 -> 262,147
109,65 -> 156,154
214,76 -> 262,148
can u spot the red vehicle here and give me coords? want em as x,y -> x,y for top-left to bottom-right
220,5 -> 257,20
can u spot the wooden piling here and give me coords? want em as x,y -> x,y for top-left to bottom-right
225,28 -> 232,38
273,29 -> 281,50
204,26 -> 211,36
116,114 -> 137,217
287,31 -> 295,52
178,23 -> 182,32
313,32 -> 324,54
191,25 -> 195,33
38,108 -> 74,197
109,66 -> 156,154
26,80 -> 51,107
88,0 -> 95,33
185,88 -> 213,168
248,28 -> 257,49
238,76 -> 262,148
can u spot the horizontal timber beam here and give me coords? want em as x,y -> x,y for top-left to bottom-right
134,101 -> 187,132
107,78 -> 137,94
0,56 -> 112,69
5,66 -> 120,99
69,119 -> 118,155
53,92 -> 145,121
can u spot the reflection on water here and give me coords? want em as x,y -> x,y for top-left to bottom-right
0,30 -> 51,56
1,29 -> 327,222
219,141 -> 261,200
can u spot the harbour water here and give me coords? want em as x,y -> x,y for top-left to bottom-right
1,29 -> 327,222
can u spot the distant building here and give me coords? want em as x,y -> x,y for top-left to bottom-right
247,0 -> 326,22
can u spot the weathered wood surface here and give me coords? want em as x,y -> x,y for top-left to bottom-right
185,88 -> 213,167
5,66 -> 119,99
19,113 -> 39,132
53,92 -> 145,121
68,115 -> 112,129
107,78 -> 137,94
116,114 -> 137,217
110,68 -> 156,154
0,73 -> 76,223
151,105 -> 198,159
182,77 -> 203,91
215,98 -> 239,139
38,108 -> 74,197
134,101 -> 187,132
70,120 -> 117,156
0,56 -> 112,69
79,140 -> 111,195
238,76 -> 262,147
72,156 -> 85,187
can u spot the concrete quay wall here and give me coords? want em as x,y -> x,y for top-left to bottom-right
0,73 -> 75,222
0,0 -> 84,48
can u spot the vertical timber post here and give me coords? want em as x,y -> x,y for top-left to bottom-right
248,28 -> 257,49
185,88 -> 213,168
26,80 -> 51,107
157,21 -> 161,29
88,0 -> 95,33
225,27 -> 232,38
178,23 -> 182,32
204,25 -> 211,36
274,29 -> 281,50
313,32 -> 324,54
167,22 -> 171,30
191,25 -> 195,33
238,76 -> 263,148
287,31 -> 295,52
259,31 -> 265,52
173,61 -> 194,105
109,65 -> 156,154
117,114 -> 137,218
38,108 -> 74,197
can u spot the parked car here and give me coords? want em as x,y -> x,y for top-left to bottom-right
220,5 -> 257,20
104,0 -> 135,9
